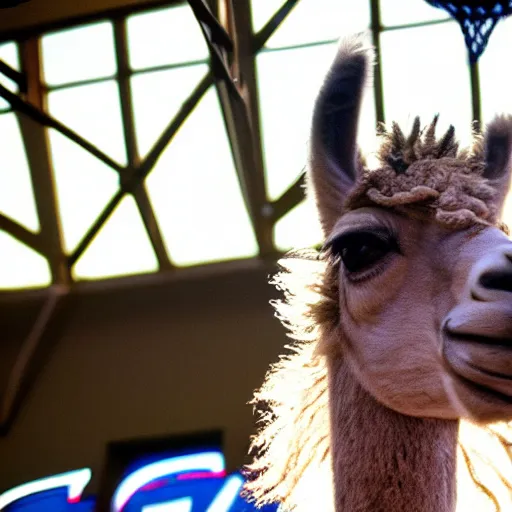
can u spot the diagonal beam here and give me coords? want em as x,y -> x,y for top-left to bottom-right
0,212 -> 45,255
227,0 -> 274,256
188,0 -> 234,84
0,83 -> 124,173
131,184 -> 172,268
137,71 -> 212,177
68,189 -> 123,267
0,40 -> 73,435
69,72 -> 212,268
215,82 -> 264,219
113,18 -> 172,270
0,285 -> 69,434
0,59 -> 26,89
188,0 -> 233,51
189,0 -> 275,257
253,0 -> 300,51
270,172 -> 306,222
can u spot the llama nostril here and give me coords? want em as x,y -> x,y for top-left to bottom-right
479,270 -> 512,293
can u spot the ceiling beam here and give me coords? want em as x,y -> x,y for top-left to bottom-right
369,0 -> 385,124
113,17 -> 172,271
0,285 -> 70,435
0,0 -> 183,42
17,37 -> 69,285
189,0 -> 275,258
469,61 -> 482,131
228,0 -> 275,258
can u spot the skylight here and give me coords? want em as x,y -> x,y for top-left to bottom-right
0,0 -> 510,291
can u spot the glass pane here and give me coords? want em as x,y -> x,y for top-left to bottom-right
251,0 -> 286,33
0,41 -> 19,70
381,22 -> 473,148
41,22 -> 116,86
380,0 -> 449,27
127,5 -> 208,71
146,88 -> 258,266
47,81 -> 127,165
274,197 -> 322,252
479,16 -> 512,124
73,195 -> 158,280
48,129 -> 119,253
131,64 -> 208,157
265,0 -> 370,48
0,114 -> 39,232
0,42 -> 19,111
0,231 -> 50,289
257,44 -> 377,201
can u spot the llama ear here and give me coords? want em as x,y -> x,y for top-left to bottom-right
482,115 -> 512,215
308,36 -> 372,235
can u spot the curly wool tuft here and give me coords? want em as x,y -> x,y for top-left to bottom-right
345,116 -> 499,230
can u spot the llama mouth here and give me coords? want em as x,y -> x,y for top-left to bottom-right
466,361 -> 512,381
444,328 -> 512,350
443,329 -> 512,405
451,373 -> 512,406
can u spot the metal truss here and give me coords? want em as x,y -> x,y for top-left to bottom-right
0,0 -> 485,433
0,0 -> 300,434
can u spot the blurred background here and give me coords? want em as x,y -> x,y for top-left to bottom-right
0,0 -> 511,509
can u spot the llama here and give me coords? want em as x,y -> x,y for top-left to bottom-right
245,37 -> 512,512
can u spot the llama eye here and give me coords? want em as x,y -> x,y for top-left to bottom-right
326,229 -> 399,276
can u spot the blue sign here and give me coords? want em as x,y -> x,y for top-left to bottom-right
0,452 -> 276,512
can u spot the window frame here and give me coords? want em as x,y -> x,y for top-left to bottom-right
0,0 -> 486,294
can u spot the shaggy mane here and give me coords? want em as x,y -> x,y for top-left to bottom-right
244,121 -> 512,511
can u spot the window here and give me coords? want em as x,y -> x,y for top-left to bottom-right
126,4 -> 208,69
0,0 -> 510,290
0,113 -> 39,233
0,2 -> 259,288
0,41 -> 44,289
41,22 -> 117,86
146,88 -> 258,266
252,0 -> 373,249
253,0 -> 511,250
380,21 -> 473,147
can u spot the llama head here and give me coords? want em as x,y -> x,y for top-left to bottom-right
308,37 -> 512,423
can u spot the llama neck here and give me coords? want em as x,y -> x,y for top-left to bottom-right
328,357 -> 459,512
